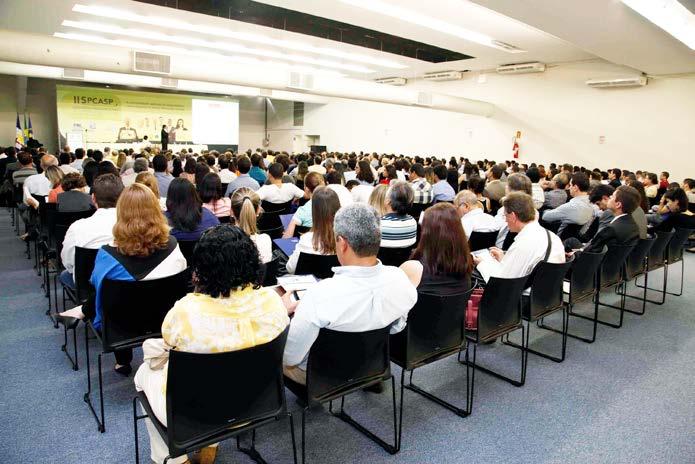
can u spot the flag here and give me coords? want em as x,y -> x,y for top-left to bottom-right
23,113 -> 29,139
15,114 -> 24,149
27,115 -> 33,138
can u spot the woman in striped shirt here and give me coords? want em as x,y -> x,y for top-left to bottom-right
380,180 -> 417,248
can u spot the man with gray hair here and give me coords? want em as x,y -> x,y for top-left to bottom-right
282,203 -> 418,385
121,157 -> 150,187
454,190 -> 498,239
494,173 -> 535,248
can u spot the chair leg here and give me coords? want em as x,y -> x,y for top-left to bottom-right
505,308 -> 568,363
83,327 -> 105,433
327,376 -> 399,455
60,323 -> 79,371
634,266 -> 667,304
288,412 -> 298,464
619,269 -> 649,315
236,429 -> 268,463
571,285 -> 625,329
133,397 -> 148,464
301,408 -> 307,464
460,325 -> 526,387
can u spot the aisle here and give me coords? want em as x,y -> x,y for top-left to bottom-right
0,208 -> 694,464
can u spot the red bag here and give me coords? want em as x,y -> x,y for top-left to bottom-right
466,288 -> 484,330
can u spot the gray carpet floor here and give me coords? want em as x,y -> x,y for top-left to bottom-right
1,210 -> 693,464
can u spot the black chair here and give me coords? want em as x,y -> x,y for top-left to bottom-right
177,240 -> 197,263
407,202 -> 429,222
489,198 -> 501,216
84,269 -> 191,432
294,225 -> 311,237
259,256 -> 280,286
458,274 -> 529,412
635,228 -> 693,302
133,328 -> 297,464
541,220 -> 561,234
390,290 -> 474,446
217,215 -> 231,224
572,244 -> 634,330
579,217 -> 599,242
30,194 -> 46,272
39,202 -> 58,317
558,223 -> 584,241
59,247 -> 99,370
295,253 -> 340,279
377,246 -> 413,267
629,230 -> 674,305
283,327 -> 398,463
539,247 -> 606,344
614,236 -> 656,315
503,258 -> 574,363
468,231 -> 498,251
258,200 -> 292,239
501,231 -> 517,251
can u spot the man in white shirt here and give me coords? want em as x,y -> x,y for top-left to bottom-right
454,190 -> 499,238
59,174 -> 124,289
217,156 -> 237,184
326,171 -> 353,207
307,156 -> 327,175
70,148 -> 85,173
475,192 -> 565,282
23,154 -> 57,208
282,203 -> 418,385
257,162 -> 304,204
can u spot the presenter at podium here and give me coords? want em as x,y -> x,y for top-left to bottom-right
161,125 -> 169,151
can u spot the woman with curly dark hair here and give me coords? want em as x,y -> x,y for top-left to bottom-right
134,225 -> 289,464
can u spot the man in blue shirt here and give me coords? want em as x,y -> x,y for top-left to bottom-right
152,154 -> 173,198
432,164 -> 455,202
249,153 -> 267,185
225,155 -> 260,196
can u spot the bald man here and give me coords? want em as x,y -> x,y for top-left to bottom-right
23,154 -> 58,209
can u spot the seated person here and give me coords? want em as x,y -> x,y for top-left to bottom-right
283,172 -> 325,238
165,178 -> 220,242
152,154 -> 174,198
566,185 -> 641,253
57,173 -> 93,213
467,176 -> 491,213
408,163 -> 433,205
199,172 -> 231,219
59,174 -> 124,289
249,153 -> 267,185
483,164 -> 506,203
542,172 -> 593,235
256,163 -> 304,205
644,172 -> 659,199
583,183 -> 616,240
58,183 -> 187,375
326,170 -> 354,207
285,187 -> 340,274
134,225 -> 289,464
400,203 -> 473,295
282,203 -> 418,385
454,190 -> 499,238
368,184 -> 389,216
525,166 -> 546,210
432,164 -> 455,202
543,173 -> 569,210
653,187 -> 695,232
135,172 -> 167,210
45,165 -> 65,203
681,178 -> 695,205
230,188 -> 272,264
475,192 -> 565,281
224,156 -> 260,196
380,180 -> 417,248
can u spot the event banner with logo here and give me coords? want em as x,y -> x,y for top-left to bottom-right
56,84 -> 239,146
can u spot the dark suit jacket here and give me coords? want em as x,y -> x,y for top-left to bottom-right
57,190 -> 94,213
584,214 -> 639,253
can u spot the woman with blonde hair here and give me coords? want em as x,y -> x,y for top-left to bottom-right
135,171 -> 167,210
231,187 -> 272,263
368,183 -> 389,217
57,183 -> 187,375
286,187 -> 340,274
45,165 -> 65,203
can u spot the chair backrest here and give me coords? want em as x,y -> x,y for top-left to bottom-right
177,240 -> 197,263
295,253 -> 340,279
294,225 -> 311,237
526,258 -> 573,320
558,222 -> 583,241
542,220 -> 562,233
217,215 -> 231,224
646,230 -> 674,271
468,231 -> 498,251
38,199 -> 55,239
166,328 -> 288,456
501,231 -> 517,251
257,201 -> 292,239
259,256 -> 279,287
408,203 -> 428,222
306,326 -> 391,403
599,244 -> 635,288
377,246 -> 413,267
489,198 -> 501,216
390,290 -> 472,370
74,247 -> 99,303
666,228 -> 693,264
568,247 -> 606,303
623,236 -> 656,280
477,275 -> 528,340
54,209 -> 95,257
100,269 -> 191,350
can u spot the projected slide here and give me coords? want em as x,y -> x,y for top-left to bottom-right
56,84 -> 239,146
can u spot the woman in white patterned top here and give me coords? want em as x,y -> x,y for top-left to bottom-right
134,225 -> 289,464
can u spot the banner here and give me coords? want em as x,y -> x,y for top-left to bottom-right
56,84 -> 239,146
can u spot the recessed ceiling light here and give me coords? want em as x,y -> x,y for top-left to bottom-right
53,32 -> 347,77
71,3 -> 407,69
61,20 -> 375,73
339,0 -> 526,53
622,0 -> 695,50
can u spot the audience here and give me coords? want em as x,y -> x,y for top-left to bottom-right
249,153 -> 267,185
542,172 -> 593,235
653,187 -> 695,232
644,172 -> 659,199
368,184 -> 389,216
57,173 -> 93,213
58,183 -> 187,375
401,203 -> 473,295
483,164 -> 506,202
454,190 -> 499,239
121,158 -> 149,187
544,173 -> 569,209
326,170 -> 353,207
282,203 -> 417,385
379,180 -> 417,248
408,163 -> 433,205
230,188 -> 273,264
432,164 -> 455,202
257,163 -> 304,204
165,178 -> 219,242
45,165 -> 66,204
286,187 -> 340,274
225,156 -> 259,196
179,157 -> 197,184
134,225 -> 288,464
199,172 -> 231,219
283,172 -> 325,238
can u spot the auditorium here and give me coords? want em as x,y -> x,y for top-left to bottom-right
0,1 -> 694,463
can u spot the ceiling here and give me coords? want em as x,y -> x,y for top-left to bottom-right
0,0 -> 692,82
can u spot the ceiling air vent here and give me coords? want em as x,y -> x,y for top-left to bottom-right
416,92 -> 433,107
375,77 -> 407,86
133,51 -> 171,75
288,72 -> 314,91
160,77 -> 178,88
62,68 -> 84,79
586,76 -> 647,88
423,71 -> 464,82
496,62 -> 546,74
